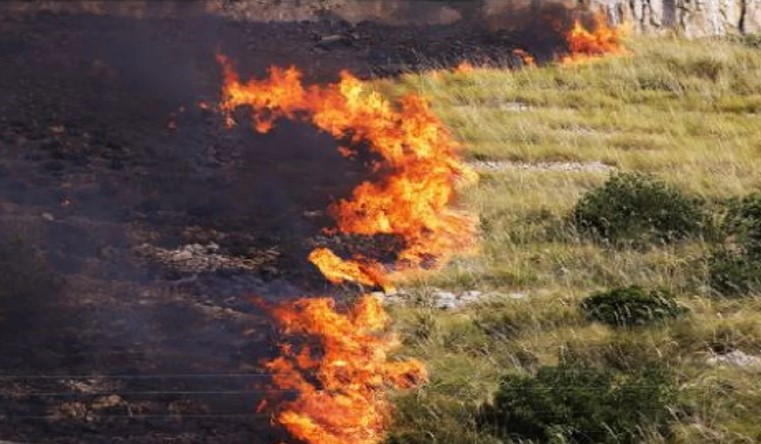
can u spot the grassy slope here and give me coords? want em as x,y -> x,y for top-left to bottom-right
378,37 -> 761,443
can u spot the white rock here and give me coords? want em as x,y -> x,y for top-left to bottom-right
173,250 -> 194,261
707,350 -> 761,368
436,299 -> 459,310
432,291 -> 457,300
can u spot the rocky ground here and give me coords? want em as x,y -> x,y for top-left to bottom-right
0,6 -> 535,443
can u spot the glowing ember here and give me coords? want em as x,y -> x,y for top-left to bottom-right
561,13 -> 628,64
264,295 -> 427,444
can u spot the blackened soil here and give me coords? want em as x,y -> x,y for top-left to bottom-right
0,10 -> 524,443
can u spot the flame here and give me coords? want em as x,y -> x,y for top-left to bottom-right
454,61 -> 474,73
218,53 -> 477,443
512,49 -> 536,68
217,53 -> 478,275
263,295 -> 427,444
561,13 -> 628,64
308,247 -> 390,291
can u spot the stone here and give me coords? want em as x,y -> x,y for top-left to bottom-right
91,394 -> 123,410
173,250 -> 194,261
746,0 -> 761,33
594,0 -> 759,37
508,291 -> 529,299
707,350 -> 761,368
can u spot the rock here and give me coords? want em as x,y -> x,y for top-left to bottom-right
746,0 -> 761,33
53,402 -> 88,419
600,0 -> 760,36
707,350 -> 761,368
483,0 -> 760,37
135,243 -> 280,274
91,394 -> 123,410
469,160 -> 616,174
459,290 -> 484,303
173,249 -> 194,261
434,291 -> 459,310
430,289 -> 494,309
316,34 -> 351,49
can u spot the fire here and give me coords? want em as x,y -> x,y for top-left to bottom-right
454,61 -> 474,73
512,49 -> 536,68
561,13 -> 628,64
307,247 -> 390,291
263,295 -> 427,444
217,54 -> 478,274
218,53 -> 477,443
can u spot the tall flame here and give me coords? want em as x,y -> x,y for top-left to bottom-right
263,296 -> 427,444
561,13 -> 628,64
218,53 -> 477,443
307,247 -> 391,291
217,54 -> 478,276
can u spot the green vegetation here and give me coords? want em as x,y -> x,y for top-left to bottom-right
377,36 -> 761,443
478,357 -> 677,444
708,194 -> 761,295
571,173 -> 707,245
581,286 -> 687,327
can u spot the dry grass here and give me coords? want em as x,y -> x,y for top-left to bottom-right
378,37 -> 761,443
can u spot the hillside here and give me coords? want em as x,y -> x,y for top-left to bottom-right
380,37 -> 761,443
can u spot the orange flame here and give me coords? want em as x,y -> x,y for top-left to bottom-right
307,247 -> 390,291
264,295 -> 427,444
454,61 -> 474,73
561,13 -> 628,64
217,54 -> 478,274
218,53 -> 476,443
512,49 -> 536,68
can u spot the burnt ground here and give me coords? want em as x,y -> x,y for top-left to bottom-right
0,9 -> 541,443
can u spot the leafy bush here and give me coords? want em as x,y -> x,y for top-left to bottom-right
571,173 -> 706,245
708,249 -> 761,296
708,194 -> 761,296
478,357 -> 677,444
721,194 -> 761,257
580,286 -> 688,327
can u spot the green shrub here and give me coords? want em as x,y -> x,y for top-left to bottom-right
708,194 -> 761,296
571,173 -> 706,245
721,193 -> 761,258
580,286 -> 688,327
478,357 -> 677,444
707,248 -> 761,296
